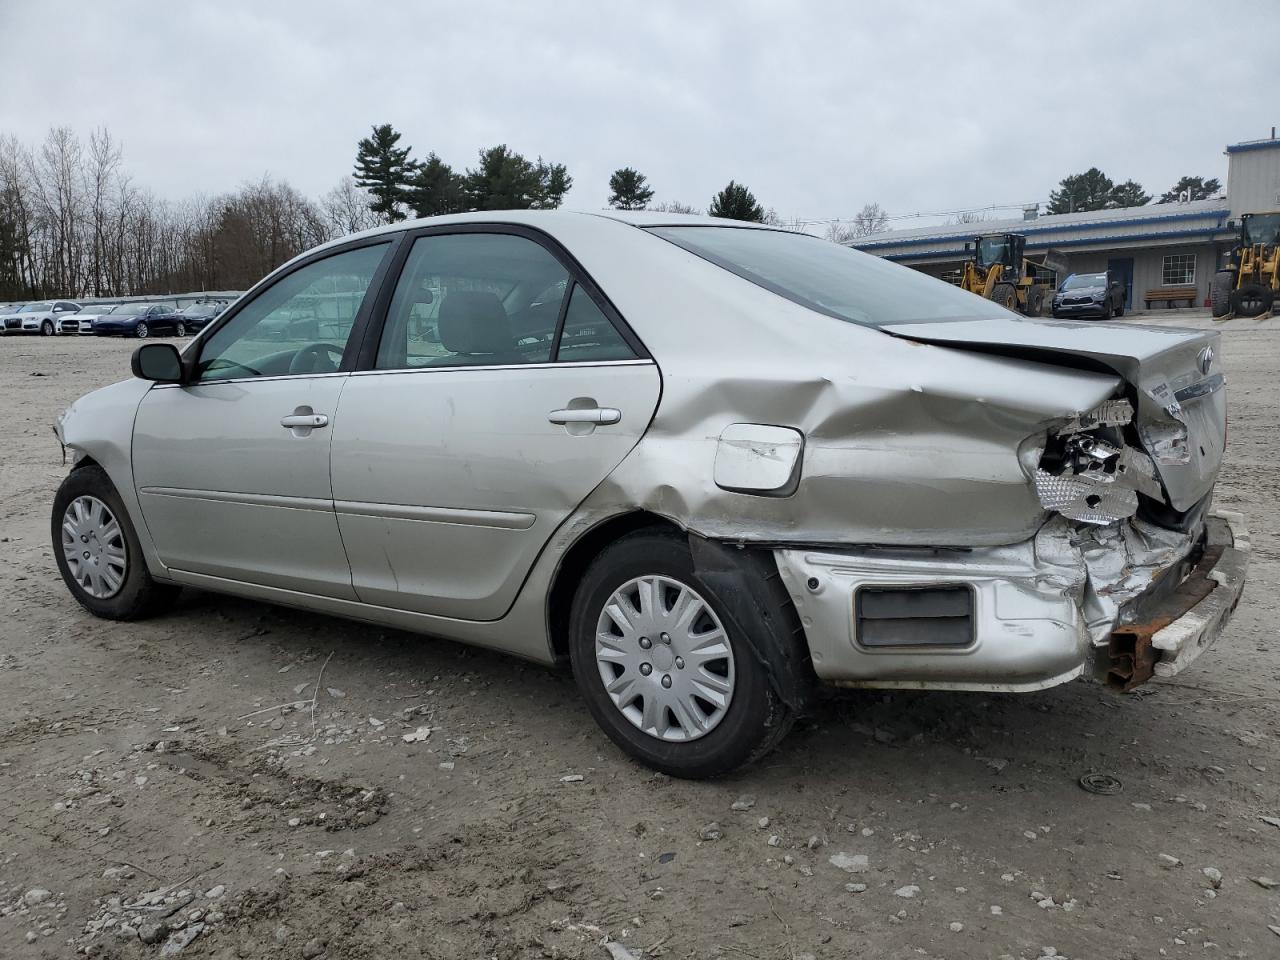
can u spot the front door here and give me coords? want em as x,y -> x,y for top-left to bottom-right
330,229 -> 661,620
1107,257 -> 1134,308
131,241 -> 393,598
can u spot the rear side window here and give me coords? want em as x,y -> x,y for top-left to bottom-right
375,232 -> 637,370
649,226 -> 1002,327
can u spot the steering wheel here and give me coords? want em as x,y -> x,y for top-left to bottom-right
288,342 -> 345,375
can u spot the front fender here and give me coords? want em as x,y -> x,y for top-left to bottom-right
56,378 -> 170,579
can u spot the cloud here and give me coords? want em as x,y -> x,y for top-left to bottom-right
3,0 -> 1274,225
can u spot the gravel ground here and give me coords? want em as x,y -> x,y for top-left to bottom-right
1,316 -> 1278,960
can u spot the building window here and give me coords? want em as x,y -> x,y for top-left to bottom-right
1162,253 -> 1196,286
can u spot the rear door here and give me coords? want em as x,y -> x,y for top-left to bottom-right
330,226 -> 660,620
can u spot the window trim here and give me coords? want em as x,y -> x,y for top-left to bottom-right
351,222 -> 650,372
1161,252 -> 1197,286
184,232 -> 404,383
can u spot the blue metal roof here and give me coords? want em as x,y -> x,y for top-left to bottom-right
1225,138 -> 1280,154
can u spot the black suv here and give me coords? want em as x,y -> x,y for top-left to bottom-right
1052,272 -> 1127,320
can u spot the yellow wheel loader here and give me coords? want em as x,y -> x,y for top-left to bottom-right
1211,211 -> 1280,320
955,233 -> 1067,317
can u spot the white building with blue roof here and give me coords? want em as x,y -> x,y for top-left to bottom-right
851,136 -> 1280,311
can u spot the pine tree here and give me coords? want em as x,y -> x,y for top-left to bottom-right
407,153 -> 466,218
708,180 -> 764,222
464,145 -> 572,209
1108,180 -> 1151,208
1158,175 -> 1223,203
353,124 -> 415,222
608,167 -> 654,210
1046,168 -> 1115,214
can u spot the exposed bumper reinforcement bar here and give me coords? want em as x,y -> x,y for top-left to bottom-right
1106,510 -> 1249,689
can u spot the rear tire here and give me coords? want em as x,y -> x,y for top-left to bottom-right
1230,283 -> 1273,318
52,465 -> 179,621
1022,286 -> 1045,317
568,529 -> 794,778
1210,270 -> 1236,319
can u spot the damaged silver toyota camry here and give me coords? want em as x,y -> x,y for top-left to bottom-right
51,211 -> 1248,777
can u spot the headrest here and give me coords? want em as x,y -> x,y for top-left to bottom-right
437,291 -> 512,355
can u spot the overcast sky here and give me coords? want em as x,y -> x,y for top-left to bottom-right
3,0 -> 1276,229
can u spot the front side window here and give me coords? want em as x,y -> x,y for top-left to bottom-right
197,242 -> 388,382
1161,254 -> 1196,286
376,233 -> 570,370
650,226 -> 1002,327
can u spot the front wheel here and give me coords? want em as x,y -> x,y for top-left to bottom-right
1114,299 -> 1125,318
568,530 -> 794,778
41,319 -> 54,336
135,321 -> 149,339
52,465 -> 179,620
174,321 -> 186,337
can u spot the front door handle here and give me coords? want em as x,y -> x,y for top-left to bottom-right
548,407 -> 621,425
281,413 -> 329,429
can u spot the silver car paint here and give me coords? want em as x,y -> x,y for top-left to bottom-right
330,361 -> 660,620
53,210 -> 1241,690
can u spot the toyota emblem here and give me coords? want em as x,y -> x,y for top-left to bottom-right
1197,346 -> 1214,375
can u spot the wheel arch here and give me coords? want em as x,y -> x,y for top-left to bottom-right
546,510 -> 684,662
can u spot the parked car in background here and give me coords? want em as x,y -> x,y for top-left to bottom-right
73,304 -> 120,335
92,302 -> 186,338
174,300 -> 228,333
50,211 -> 1244,777
1052,272 -> 1127,319
1,300 -> 81,335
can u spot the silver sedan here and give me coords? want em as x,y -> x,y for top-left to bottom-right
51,211 -> 1248,777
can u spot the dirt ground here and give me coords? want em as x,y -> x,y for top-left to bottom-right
1,315 -> 1278,960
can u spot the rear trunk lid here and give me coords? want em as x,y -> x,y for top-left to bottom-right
881,316 -> 1226,511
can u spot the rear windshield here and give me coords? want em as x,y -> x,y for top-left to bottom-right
649,226 -> 1001,326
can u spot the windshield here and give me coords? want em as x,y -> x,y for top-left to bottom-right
18,301 -> 52,312
1243,213 -> 1280,246
112,303 -> 152,316
976,236 -> 1010,268
648,226 -> 1003,326
180,305 -> 216,317
1063,273 -> 1106,290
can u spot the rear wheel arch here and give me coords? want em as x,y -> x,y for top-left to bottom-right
547,510 -> 683,662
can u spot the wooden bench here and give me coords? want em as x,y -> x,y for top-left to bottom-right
1144,286 -> 1199,309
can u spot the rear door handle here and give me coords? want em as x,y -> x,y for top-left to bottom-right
281,413 -> 329,429
548,407 -> 621,425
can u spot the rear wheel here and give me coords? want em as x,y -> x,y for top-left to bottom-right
569,530 -> 794,778
988,283 -> 1018,311
135,321 -> 149,339
1230,282 -> 1273,318
1210,270 -> 1235,319
1022,286 -> 1046,317
52,465 -> 179,620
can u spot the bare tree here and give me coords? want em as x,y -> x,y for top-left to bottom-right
853,202 -> 888,237
948,209 -> 989,225
649,200 -> 699,214
320,176 -> 383,238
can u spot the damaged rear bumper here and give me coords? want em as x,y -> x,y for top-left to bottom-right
773,510 -> 1248,693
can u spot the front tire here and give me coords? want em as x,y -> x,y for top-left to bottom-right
135,321 -> 149,339
52,466 -> 179,620
174,321 -> 186,337
41,319 -> 54,336
568,529 -> 794,778
1210,270 -> 1236,319
1231,283 -> 1273,319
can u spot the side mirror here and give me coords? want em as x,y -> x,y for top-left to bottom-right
131,343 -> 185,384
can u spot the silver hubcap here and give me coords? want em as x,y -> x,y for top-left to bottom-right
61,495 -> 127,599
595,575 -> 735,742
136,323 -> 148,338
